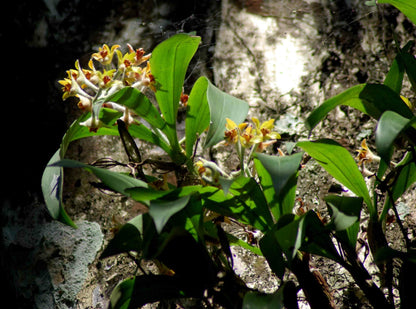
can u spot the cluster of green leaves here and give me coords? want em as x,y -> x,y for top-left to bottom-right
299,39 -> 416,306
41,3 -> 416,308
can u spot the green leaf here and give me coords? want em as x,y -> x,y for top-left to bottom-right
375,111 -> 416,165
228,176 -> 275,231
41,150 -> 77,228
185,76 -> 210,158
227,233 -> 263,256
107,87 -> 167,130
325,195 -> 362,249
243,288 -> 285,309
150,34 -> 201,150
52,159 -> 147,196
325,195 -> 362,231
268,212 -> 341,264
109,277 -> 135,309
100,214 -> 147,259
204,80 -> 249,148
378,0 -> 416,25
390,152 -> 416,202
401,50 -> 416,93
149,195 -> 191,233
259,230 -> 286,279
380,151 -> 416,221
384,54 -> 405,94
301,211 -> 343,263
99,107 -> 123,125
200,180 -> 271,232
42,112 -> 122,226
128,123 -> 172,155
274,214 -> 306,262
305,84 -> 413,132
255,153 -> 303,221
60,112 -> 120,156
297,139 -> 374,217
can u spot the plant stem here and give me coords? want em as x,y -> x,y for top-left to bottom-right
290,255 -> 335,309
342,258 -> 393,309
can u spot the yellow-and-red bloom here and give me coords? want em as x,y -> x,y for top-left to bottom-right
252,117 -> 281,142
92,44 -> 120,65
239,125 -> 256,148
58,43 -> 155,132
224,118 -> 248,144
58,78 -> 73,100
355,139 -> 379,165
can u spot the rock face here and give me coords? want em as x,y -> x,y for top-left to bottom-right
4,0 -> 416,308
2,199 -> 103,309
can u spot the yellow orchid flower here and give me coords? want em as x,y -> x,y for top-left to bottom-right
239,125 -> 256,148
127,45 -> 151,66
224,118 -> 248,144
252,117 -> 281,142
355,139 -> 379,165
116,49 -> 136,70
58,78 -> 73,100
91,44 -> 120,66
95,69 -> 116,88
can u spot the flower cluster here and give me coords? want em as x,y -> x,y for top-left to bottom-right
224,117 -> 281,151
58,44 -> 155,131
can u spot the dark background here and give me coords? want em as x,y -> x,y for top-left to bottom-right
2,1 -> 220,306
3,0 -> 220,200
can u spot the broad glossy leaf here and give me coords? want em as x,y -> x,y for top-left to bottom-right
228,176 -> 274,231
107,87 -> 167,130
272,211 -> 341,263
42,113 -> 122,226
375,111 -> 416,165
128,123 -> 172,155
325,195 -> 362,249
201,182 -> 271,232
100,214 -> 145,259
52,159 -> 147,196
306,84 -> 413,131
402,51 -> 416,92
390,151 -> 416,202
204,81 -> 249,148
380,151 -> 416,221
41,150 -> 76,227
301,211 -> 343,263
149,195 -> 191,233
378,0 -> 416,25
185,76 -> 210,157
109,277 -> 135,309
255,152 -> 303,220
297,139 -> 374,217
150,34 -> 201,149
243,288 -> 284,309
259,230 -> 285,279
227,233 -> 262,256
274,214 -> 306,262
60,112 -> 120,156
384,54 -> 405,94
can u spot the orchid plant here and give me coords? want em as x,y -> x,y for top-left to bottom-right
41,3 -> 416,308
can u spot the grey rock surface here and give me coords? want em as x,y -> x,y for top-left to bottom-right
2,199 -> 103,309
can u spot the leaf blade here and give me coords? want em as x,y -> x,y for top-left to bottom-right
297,139 -> 374,217
204,81 -> 249,148
185,76 -> 210,157
375,111 -> 416,165
305,84 -> 413,131
150,34 -> 201,148
255,152 -> 303,221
